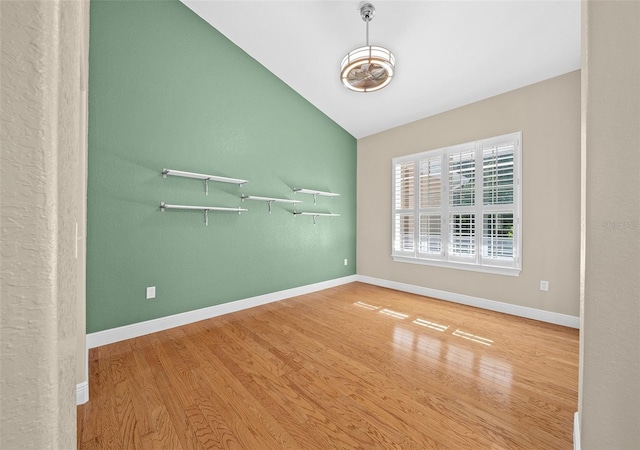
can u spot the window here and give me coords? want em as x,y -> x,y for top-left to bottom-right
392,132 -> 521,276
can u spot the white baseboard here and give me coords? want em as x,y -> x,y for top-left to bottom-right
77,346 -> 89,406
81,273 -> 576,406
356,275 -> 580,328
573,411 -> 580,450
87,275 -> 357,349
76,381 -> 89,405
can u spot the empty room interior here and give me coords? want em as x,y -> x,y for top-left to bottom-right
1,1 -> 638,449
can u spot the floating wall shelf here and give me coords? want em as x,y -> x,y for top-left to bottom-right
293,211 -> 340,225
241,195 -> 302,214
160,202 -> 247,226
162,168 -> 247,195
293,188 -> 340,205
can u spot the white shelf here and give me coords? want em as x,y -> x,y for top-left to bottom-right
293,211 -> 340,225
160,202 -> 247,226
162,168 -> 247,195
241,195 -> 302,214
293,188 -> 340,205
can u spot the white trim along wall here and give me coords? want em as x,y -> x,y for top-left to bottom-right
80,275 -> 579,404
86,275 -> 357,349
573,411 -> 581,450
77,382 -> 89,405
358,275 -> 579,328
86,274 -> 578,350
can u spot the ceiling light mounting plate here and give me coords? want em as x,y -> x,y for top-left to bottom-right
359,2 -> 376,22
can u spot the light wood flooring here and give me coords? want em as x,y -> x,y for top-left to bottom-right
77,282 -> 579,449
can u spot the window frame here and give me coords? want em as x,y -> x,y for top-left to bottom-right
391,132 -> 522,277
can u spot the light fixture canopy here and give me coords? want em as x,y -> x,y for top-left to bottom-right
340,2 -> 395,93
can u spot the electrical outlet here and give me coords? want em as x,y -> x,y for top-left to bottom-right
540,280 -> 549,291
146,286 -> 156,299
344,258 -> 348,266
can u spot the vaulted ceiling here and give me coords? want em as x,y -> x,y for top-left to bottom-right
181,1 -> 581,138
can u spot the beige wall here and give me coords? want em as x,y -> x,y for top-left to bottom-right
580,1 -> 640,448
358,71 -> 581,317
0,0 -> 88,447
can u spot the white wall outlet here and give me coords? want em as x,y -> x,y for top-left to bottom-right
344,258 -> 348,266
146,286 -> 156,299
540,280 -> 549,291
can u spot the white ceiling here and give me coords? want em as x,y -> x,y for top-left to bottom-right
180,1 -> 581,139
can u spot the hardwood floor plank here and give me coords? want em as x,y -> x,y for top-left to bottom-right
142,333 -> 205,450
78,282 -> 578,449
129,336 -> 186,450
98,347 -> 124,450
233,309 -> 439,447
213,335 -> 351,448
184,326 -> 303,449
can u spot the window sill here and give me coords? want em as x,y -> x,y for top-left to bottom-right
392,255 -> 521,277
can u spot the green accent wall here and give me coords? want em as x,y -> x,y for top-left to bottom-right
87,0 -> 356,333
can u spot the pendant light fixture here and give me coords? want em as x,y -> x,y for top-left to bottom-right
340,2 -> 395,93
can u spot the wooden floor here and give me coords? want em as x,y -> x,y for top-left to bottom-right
77,282 -> 579,449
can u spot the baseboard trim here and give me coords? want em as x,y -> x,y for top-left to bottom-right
573,411 -> 580,450
76,381 -> 89,405
87,275 -> 357,349
356,275 -> 580,328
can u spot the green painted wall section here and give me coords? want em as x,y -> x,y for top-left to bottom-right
87,0 -> 356,333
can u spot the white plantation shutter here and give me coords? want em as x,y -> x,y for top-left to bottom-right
448,148 -> 476,208
483,144 -> 515,206
394,161 -> 415,210
482,212 -> 514,259
418,156 -> 443,258
449,213 -> 476,258
479,137 -> 518,267
392,132 -> 521,275
447,144 -> 477,261
420,157 -> 441,208
394,214 -> 414,252
419,214 -> 442,255
393,159 -> 416,256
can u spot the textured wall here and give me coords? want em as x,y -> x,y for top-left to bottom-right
87,0 -> 356,333
580,1 -> 640,448
0,0 -> 88,447
358,72 -> 581,317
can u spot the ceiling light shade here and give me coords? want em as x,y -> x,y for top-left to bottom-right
340,2 -> 395,93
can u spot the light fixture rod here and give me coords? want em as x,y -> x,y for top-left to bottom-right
366,19 -> 369,46
361,2 -> 374,46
